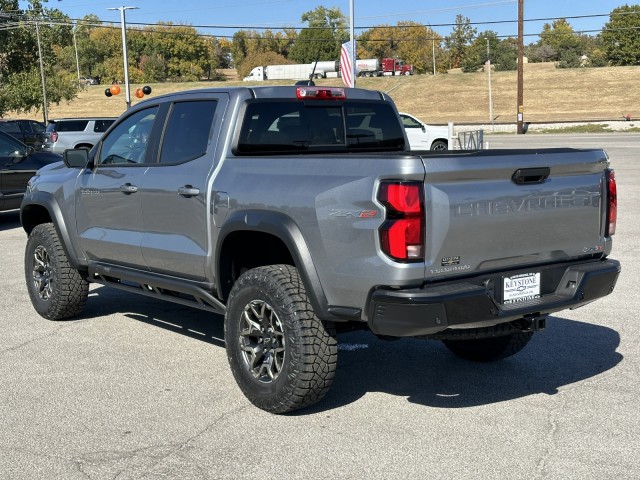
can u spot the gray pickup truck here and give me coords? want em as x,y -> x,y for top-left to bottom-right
20,86 -> 620,413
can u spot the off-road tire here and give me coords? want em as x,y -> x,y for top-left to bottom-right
25,223 -> 88,320
225,264 -> 337,414
442,331 -> 534,362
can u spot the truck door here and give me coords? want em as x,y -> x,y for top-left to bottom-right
75,106 -> 160,269
139,94 -> 228,281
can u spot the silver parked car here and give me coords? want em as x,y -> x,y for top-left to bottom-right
43,117 -> 116,154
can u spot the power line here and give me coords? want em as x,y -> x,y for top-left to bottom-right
2,9 -> 640,43
3,9 -> 640,32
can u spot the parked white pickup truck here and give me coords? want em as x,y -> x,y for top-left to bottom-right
399,112 -> 449,150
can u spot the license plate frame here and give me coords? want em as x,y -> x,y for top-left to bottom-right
502,272 -> 541,304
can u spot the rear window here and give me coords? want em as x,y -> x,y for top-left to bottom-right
236,100 -> 405,154
51,120 -> 89,132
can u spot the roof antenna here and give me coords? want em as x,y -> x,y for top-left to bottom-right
295,44 -> 321,86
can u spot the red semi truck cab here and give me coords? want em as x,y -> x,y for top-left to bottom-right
381,57 -> 413,76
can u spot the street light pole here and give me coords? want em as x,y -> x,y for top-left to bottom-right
487,38 -> 493,130
108,6 -> 138,109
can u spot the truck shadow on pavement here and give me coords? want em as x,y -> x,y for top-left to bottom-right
83,286 -> 622,412
82,286 -> 226,348
0,210 -> 21,231
313,317 -> 622,413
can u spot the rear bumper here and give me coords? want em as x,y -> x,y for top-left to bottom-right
367,258 -> 621,337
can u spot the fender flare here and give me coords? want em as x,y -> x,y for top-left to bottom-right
20,191 -> 86,270
216,210 -> 349,322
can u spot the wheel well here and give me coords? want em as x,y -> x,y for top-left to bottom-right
75,143 -> 93,150
21,204 -> 52,234
218,230 -> 294,301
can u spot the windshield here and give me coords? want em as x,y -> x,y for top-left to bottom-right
236,100 -> 405,154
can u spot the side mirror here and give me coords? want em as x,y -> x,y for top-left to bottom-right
421,125 -> 426,133
63,148 -> 90,168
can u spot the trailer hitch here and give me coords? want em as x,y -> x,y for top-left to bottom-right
513,316 -> 546,332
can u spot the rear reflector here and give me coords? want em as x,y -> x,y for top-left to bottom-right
607,169 -> 617,236
296,87 -> 346,100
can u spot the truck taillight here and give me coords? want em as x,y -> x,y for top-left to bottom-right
51,131 -> 58,143
378,181 -> 424,262
606,169 -> 617,236
296,87 -> 346,100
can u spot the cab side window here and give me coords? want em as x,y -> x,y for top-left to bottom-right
98,107 -> 158,165
401,115 -> 421,129
159,101 -> 216,164
0,135 -> 20,156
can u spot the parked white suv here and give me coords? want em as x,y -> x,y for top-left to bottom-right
43,117 -> 116,154
399,112 -> 448,150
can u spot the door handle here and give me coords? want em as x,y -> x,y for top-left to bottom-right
178,186 -> 200,197
512,167 -> 550,185
120,183 -> 138,194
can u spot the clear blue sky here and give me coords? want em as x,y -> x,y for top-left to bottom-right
19,0 -> 633,42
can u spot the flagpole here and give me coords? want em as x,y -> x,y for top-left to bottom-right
350,0 -> 355,87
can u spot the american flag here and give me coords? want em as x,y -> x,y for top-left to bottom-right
340,40 -> 355,88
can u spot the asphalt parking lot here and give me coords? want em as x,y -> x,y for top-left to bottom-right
1,133 -> 638,479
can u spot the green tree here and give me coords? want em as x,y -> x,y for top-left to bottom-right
461,31 -> 517,72
540,19 -> 578,54
288,6 -> 348,63
73,15 -> 107,78
538,19 -> 584,67
601,4 -> 640,66
0,0 -> 81,117
145,24 -> 209,81
230,30 -> 255,67
444,14 -> 477,69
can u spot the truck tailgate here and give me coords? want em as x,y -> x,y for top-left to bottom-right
421,148 -> 610,281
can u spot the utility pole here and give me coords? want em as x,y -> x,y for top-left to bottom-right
487,39 -> 493,130
108,6 -> 138,109
72,23 -> 80,82
349,0 -> 355,87
517,0 -> 524,134
432,30 -> 436,75
429,24 -> 436,75
34,18 -> 48,124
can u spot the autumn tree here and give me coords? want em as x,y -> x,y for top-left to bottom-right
358,22 -> 444,74
395,22 -> 444,74
357,25 -> 396,60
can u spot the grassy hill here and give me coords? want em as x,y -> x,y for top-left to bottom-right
10,64 -> 640,125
